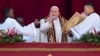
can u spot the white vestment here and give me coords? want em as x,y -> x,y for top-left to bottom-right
23,28 -> 40,42
40,18 -> 62,43
0,17 -> 37,42
70,13 -> 100,40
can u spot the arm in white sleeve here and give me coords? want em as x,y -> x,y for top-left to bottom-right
12,19 -> 37,37
40,19 -> 51,33
71,13 -> 99,39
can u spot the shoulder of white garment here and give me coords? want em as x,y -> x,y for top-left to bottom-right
6,17 -> 16,23
30,23 -> 35,27
40,19 -> 51,26
40,19 -> 50,24
40,19 -> 45,22
90,13 -> 100,17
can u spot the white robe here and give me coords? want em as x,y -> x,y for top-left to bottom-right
70,13 -> 100,40
0,17 -> 37,42
40,18 -> 62,43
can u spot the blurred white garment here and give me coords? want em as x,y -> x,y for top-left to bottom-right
0,17 -> 37,42
70,13 -> 100,40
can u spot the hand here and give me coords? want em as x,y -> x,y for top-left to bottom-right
62,31 -> 68,35
81,12 -> 87,19
46,16 -> 53,24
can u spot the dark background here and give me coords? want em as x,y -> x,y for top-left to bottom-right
0,0 -> 100,25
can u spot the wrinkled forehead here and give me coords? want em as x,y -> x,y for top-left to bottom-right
50,6 -> 59,12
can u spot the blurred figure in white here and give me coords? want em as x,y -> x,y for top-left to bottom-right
68,2 -> 100,41
0,7 -> 37,42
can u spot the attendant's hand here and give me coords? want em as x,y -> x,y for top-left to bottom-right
62,31 -> 68,35
64,30 -> 73,37
81,12 -> 87,19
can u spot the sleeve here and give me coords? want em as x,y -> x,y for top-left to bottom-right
12,19 -> 37,37
40,19 -> 51,33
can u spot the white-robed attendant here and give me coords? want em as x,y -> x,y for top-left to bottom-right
0,7 -> 37,42
69,2 -> 100,41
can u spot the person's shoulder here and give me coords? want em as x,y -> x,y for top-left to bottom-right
40,18 -> 45,22
6,17 -> 16,21
5,17 -> 17,24
11,18 -> 16,21
91,13 -> 99,17
89,13 -> 100,20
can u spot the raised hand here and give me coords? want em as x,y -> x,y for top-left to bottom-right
81,12 -> 87,19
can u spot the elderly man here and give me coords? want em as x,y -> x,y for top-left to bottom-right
40,6 -> 67,43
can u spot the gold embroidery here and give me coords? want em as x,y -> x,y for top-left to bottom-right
0,48 -> 100,51
47,16 -> 67,43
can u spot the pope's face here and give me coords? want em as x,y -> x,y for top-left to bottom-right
49,8 -> 60,18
